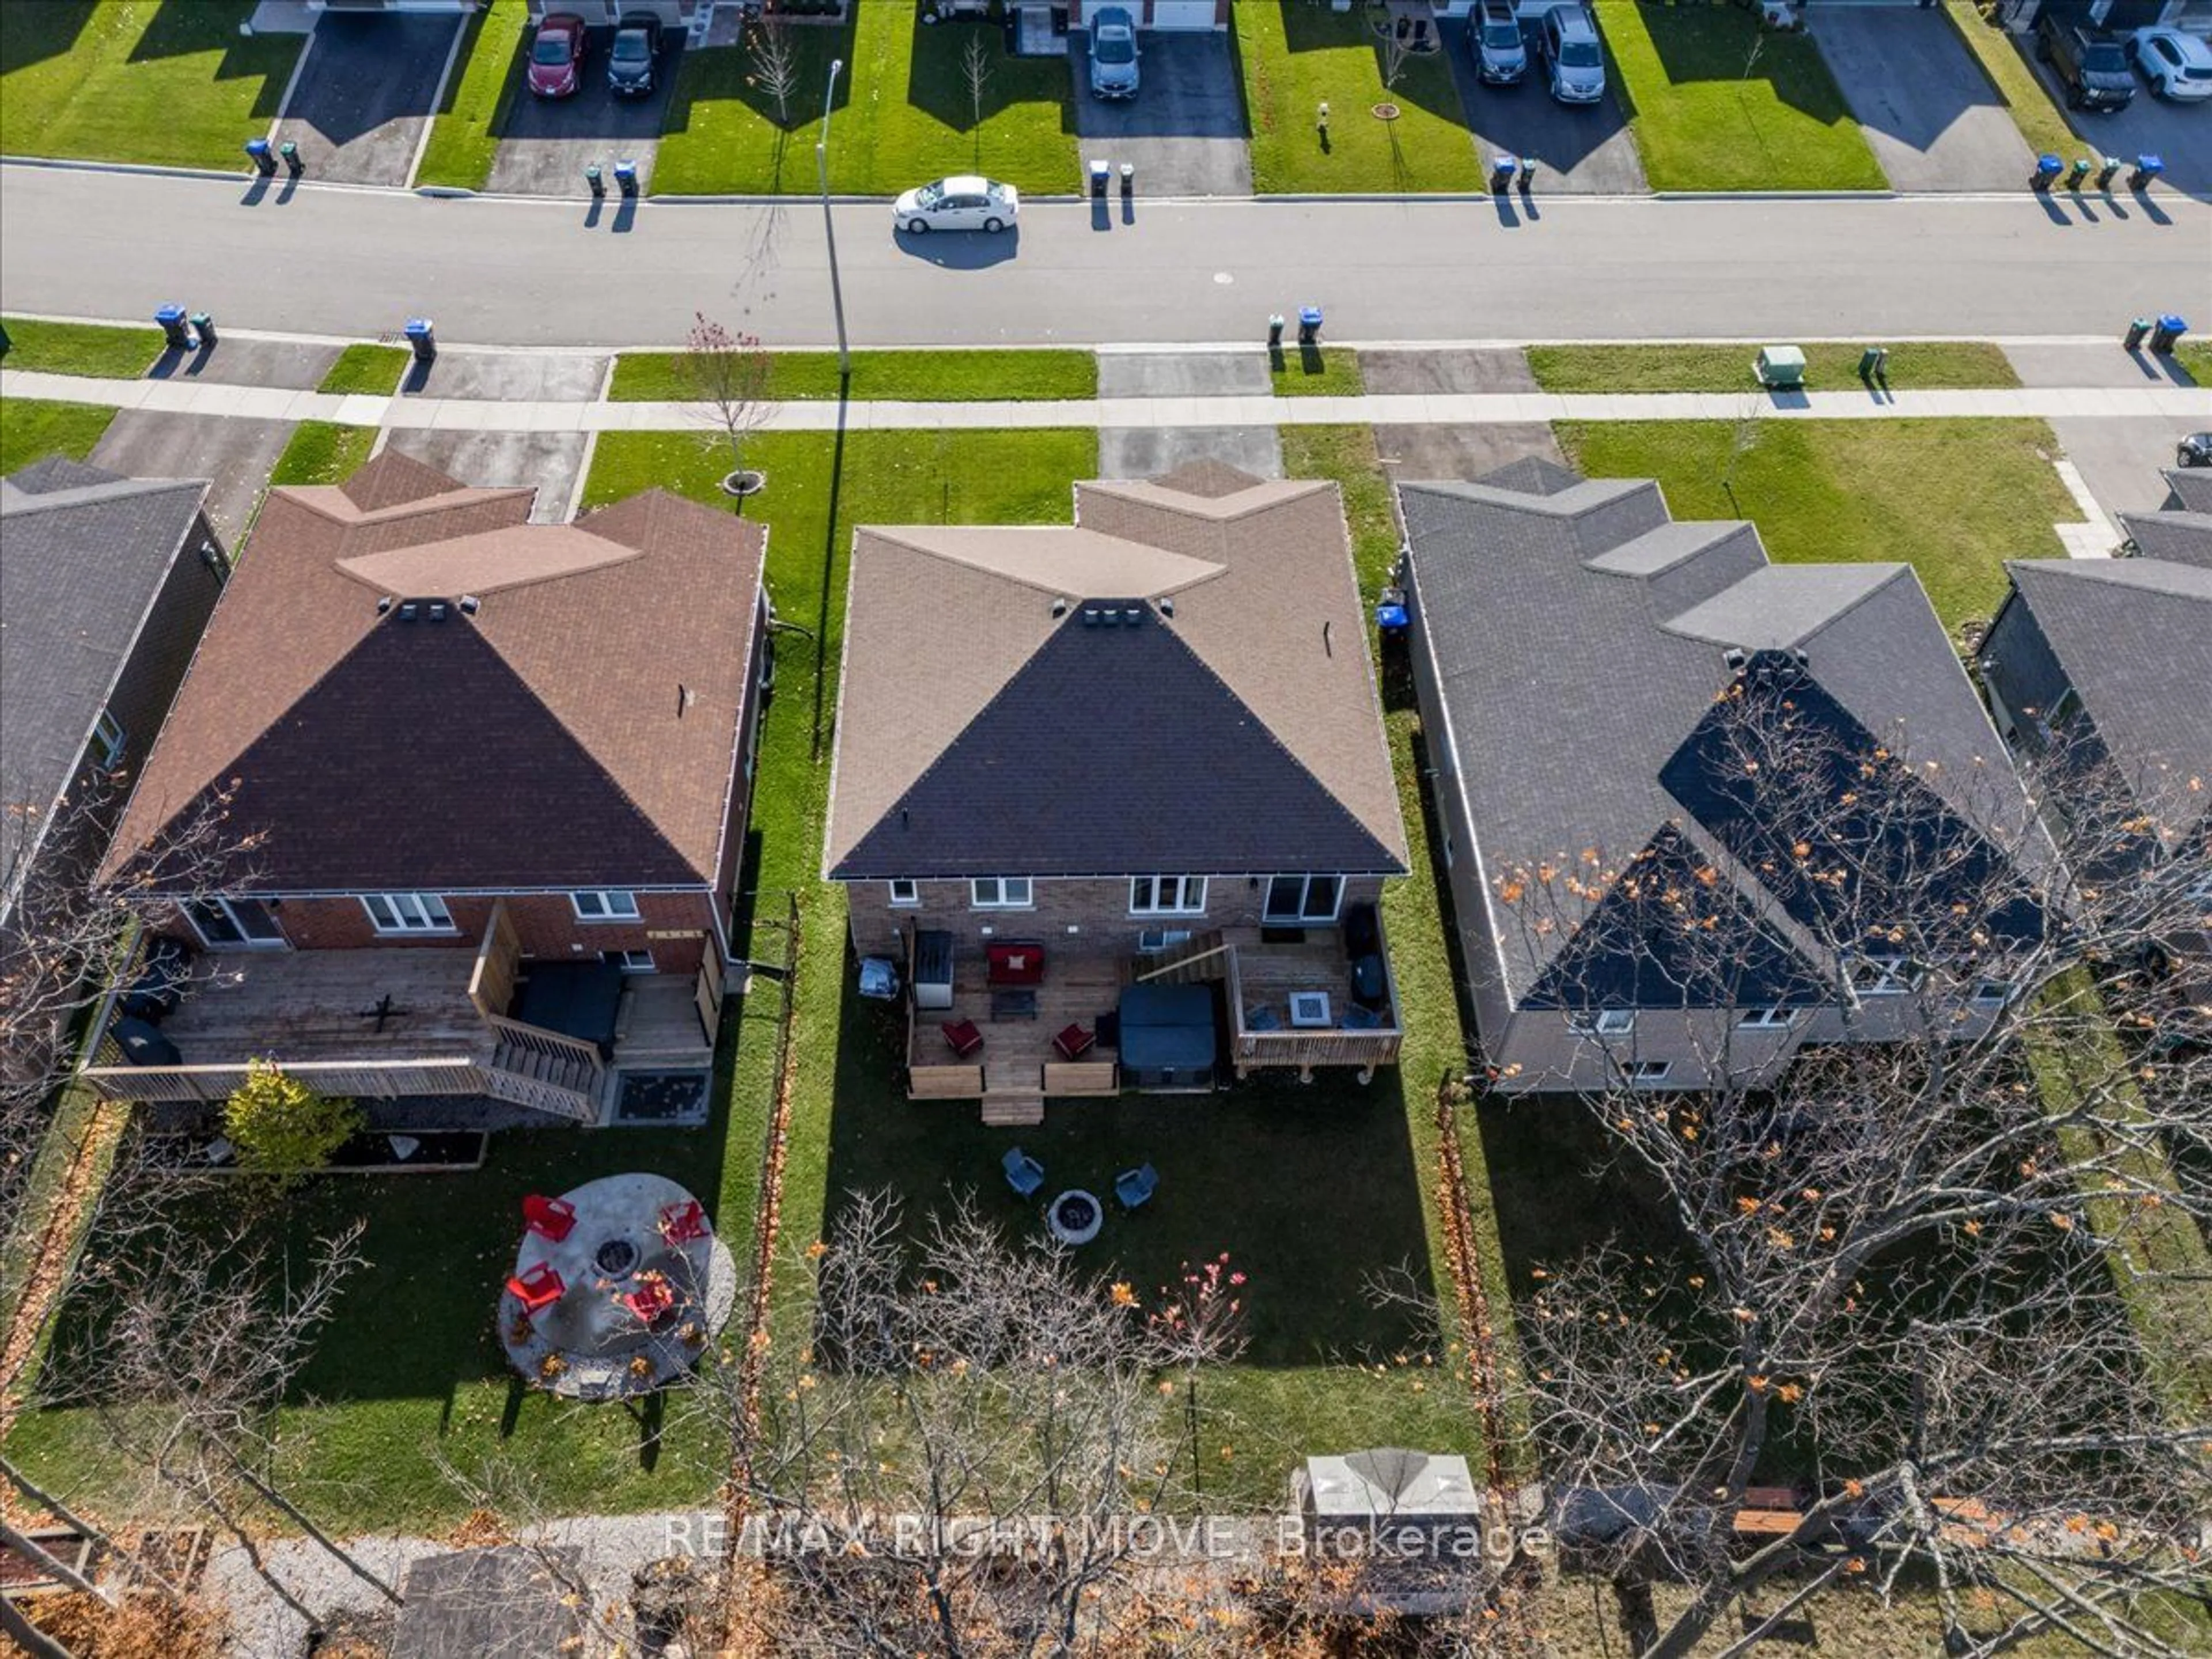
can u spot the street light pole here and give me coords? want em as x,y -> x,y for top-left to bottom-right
817,57 -> 850,381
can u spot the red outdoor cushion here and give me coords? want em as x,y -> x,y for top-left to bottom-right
942,1018 -> 984,1058
1052,1023 -> 1096,1060
987,941 -> 1044,986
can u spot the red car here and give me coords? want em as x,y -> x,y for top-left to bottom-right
527,13 -> 586,98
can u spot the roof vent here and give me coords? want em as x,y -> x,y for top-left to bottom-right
1158,596 -> 1174,619
1100,607 -> 1120,628
1724,647 -> 1748,671
377,596 -> 393,615
1124,607 -> 1144,627
1081,607 -> 1102,628
677,684 -> 695,718
397,601 -> 418,623
459,594 -> 480,616
428,601 -> 448,623
1051,596 -> 1067,617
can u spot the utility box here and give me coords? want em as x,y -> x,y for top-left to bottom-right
1754,345 -> 1806,390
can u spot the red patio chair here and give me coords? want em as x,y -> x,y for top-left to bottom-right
659,1199 -> 709,1244
506,1261 -> 565,1315
942,1018 -> 984,1059
626,1279 -> 675,1324
522,1194 -> 576,1243
1052,1022 -> 1096,1060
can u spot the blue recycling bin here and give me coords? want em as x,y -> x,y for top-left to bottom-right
155,304 -> 196,351
244,137 -> 275,177
1490,154 -> 1518,194
1374,591 -> 1408,636
2130,154 -> 2164,190
403,317 -> 436,363
1298,305 -> 1323,346
614,158 -> 638,197
1088,158 -> 1110,197
2032,153 -> 2063,192
2151,315 -> 2188,354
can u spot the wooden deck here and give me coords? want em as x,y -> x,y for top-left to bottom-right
907,950 -> 1123,1103
612,974 -> 715,1066
1218,926 -> 1404,1084
157,947 -> 491,1066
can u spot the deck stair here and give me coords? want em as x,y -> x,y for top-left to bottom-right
981,1097 -> 1046,1127
1130,930 -> 1229,987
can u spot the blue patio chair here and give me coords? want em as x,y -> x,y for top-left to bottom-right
1002,1146 -> 1046,1200
1115,1162 -> 1158,1211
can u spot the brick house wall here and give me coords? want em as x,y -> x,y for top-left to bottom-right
844,874 -> 1389,961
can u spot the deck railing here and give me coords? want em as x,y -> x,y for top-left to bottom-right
81,1056 -> 486,1103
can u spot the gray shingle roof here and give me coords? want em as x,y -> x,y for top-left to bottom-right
2118,509 -> 2212,570
1,463 -> 211,899
1403,467 -> 2040,1005
2162,468 -> 2212,515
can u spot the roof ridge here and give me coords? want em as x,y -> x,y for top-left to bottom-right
1078,475 -> 1334,526
282,483 -> 535,531
0,476 -> 209,515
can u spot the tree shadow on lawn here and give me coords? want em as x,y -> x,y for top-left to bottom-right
1629,7 -> 1857,127
904,12 -> 1077,137
816,979 -> 1442,1369
131,0 -> 298,114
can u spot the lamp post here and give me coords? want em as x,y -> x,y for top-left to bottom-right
817,57 -> 850,381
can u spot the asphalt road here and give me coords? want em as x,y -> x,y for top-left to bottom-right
3,164 -> 2209,350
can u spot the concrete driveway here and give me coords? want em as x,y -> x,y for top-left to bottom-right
90,413 -> 296,549
2022,46 -> 2212,199
384,432 -> 590,523
2053,415 -> 2212,521
487,27 -> 679,197
1069,31 -> 1251,198
276,12 -> 462,187
1811,9 -> 2031,192
1442,18 -> 1646,194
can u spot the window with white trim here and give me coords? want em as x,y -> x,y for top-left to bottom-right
184,896 -> 285,949
970,877 -> 1032,909
887,879 -> 920,907
1263,874 -> 1343,924
570,889 -> 641,921
360,892 -> 454,935
1737,1006 -> 1797,1031
1568,1008 -> 1636,1037
604,948 -> 656,973
1130,876 -> 1206,916
1624,1060 -> 1673,1086
1849,955 -> 1924,997
92,709 -> 127,770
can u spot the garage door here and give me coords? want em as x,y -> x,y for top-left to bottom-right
1147,0 -> 1221,27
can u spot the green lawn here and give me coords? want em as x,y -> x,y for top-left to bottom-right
1941,0 -> 2077,162
0,0 -> 300,169
1527,340 -> 2022,393
607,348 -> 1098,402
1269,345 -> 1363,398
1555,418 -> 2078,631
0,316 -> 160,379
655,7 -> 1075,196
268,421 -> 377,488
317,344 -> 412,396
1235,1 -> 1479,195
1605,5 -> 1885,192
0,399 -> 118,473
2175,340 -> 2210,389
411,0 -> 527,191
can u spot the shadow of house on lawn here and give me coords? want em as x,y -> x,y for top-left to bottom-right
0,0 -> 96,77
817,981 -> 1442,1369
1631,6 -> 1858,127
1275,0 -> 1468,130
132,0 -> 297,116
904,9 -> 1076,139
657,15 -> 854,191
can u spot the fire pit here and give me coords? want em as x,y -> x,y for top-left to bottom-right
1047,1189 -> 1103,1247
595,1237 -> 639,1276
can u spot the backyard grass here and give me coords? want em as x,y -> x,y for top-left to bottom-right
0,316 -> 161,379
1555,417 -> 2078,632
0,399 -> 118,473
1941,0 -> 2078,163
1235,1 -> 1480,195
607,348 -> 1098,402
1527,340 -> 2022,393
410,0 -> 527,192
1604,5 -> 1885,192
316,344 -> 412,397
0,0 -> 300,170
655,7 -> 1075,197
1269,345 -> 1364,399
268,421 -> 377,488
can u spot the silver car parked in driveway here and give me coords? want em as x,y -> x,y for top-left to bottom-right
1538,4 -> 1606,106
1089,5 -> 1140,100
892,176 -> 1020,234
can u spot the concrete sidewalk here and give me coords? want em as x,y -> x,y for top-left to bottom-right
5,368 -> 2206,434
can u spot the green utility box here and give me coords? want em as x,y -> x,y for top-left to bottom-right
1755,345 -> 1806,389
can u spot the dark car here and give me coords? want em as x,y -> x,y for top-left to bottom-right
526,12 -> 585,99
608,12 -> 662,99
2036,14 -> 2135,111
2179,432 -> 2212,468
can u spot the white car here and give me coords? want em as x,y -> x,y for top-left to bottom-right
892,176 -> 1019,234
2131,25 -> 2212,100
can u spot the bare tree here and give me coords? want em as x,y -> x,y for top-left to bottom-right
962,34 -> 994,146
1486,692 -> 2212,1657
684,311 -> 773,505
679,1190 -> 1252,1656
1376,13 -> 1415,93
749,14 -> 801,126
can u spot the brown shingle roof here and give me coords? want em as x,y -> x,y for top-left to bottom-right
105,459 -> 766,892
824,468 -> 1406,879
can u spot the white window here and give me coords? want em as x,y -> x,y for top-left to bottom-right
92,709 -> 127,770
570,890 -> 641,922
1971,980 -> 2013,1006
1130,876 -> 1207,916
1737,1007 -> 1797,1031
183,896 -> 286,949
1849,956 -> 1923,997
888,879 -> 920,907
1625,1060 -> 1673,1086
971,877 -> 1032,909
605,948 -> 656,973
1263,874 -> 1343,925
1138,927 -> 1193,954
1569,1008 -> 1636,1037
360,892 -> 454,935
